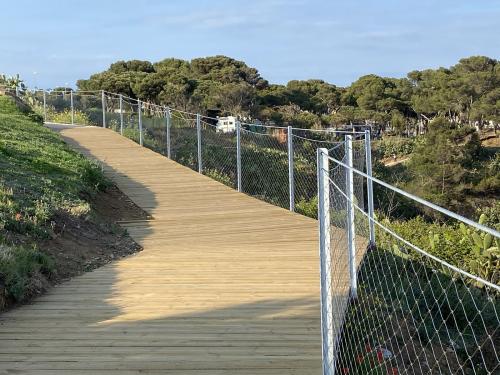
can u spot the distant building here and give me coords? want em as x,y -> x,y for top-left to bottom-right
216,116 -> 239,133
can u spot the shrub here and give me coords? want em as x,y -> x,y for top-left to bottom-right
0,243 -> 54,302
373,136 -> 422,159
49,109 -> 91,125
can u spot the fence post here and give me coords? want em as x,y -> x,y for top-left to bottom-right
138,100 -> 143,146
42,91 -> 47,123
166,107 -> 171,158
70,91 -> 74,125
287,126 -> 295,212
236,121 -> 242,192
119,94 -> 124,135
365,130 -> 375,245
101,90 -> 106,128
196,113 -> 202,173
317,147 -> 334,375
345,135 -> 357,299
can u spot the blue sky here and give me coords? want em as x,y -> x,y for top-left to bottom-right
1,0 -> 499,88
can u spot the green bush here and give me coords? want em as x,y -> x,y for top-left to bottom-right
376,206 -> 500,286
0,243 -> 54,302
49,109 -> 91,125
373,136 -> 422,159
296,196 -> 317,218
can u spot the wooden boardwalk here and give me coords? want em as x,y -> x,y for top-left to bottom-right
0,126 -> 324,374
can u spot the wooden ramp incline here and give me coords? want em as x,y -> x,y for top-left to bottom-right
0,125 -> 323,374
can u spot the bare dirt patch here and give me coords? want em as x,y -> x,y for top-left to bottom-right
86,184 -> 152,224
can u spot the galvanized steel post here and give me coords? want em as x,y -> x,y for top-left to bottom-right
101,90 -> 106,128
119,94 -> 124,135
138,100 -> 143,146
70,91 -> 74,125
166,107 -> 171,158
196,113 -> 202,173
365,130 -> 375,245
236,121 -> 242,192
42,91 -> 47,123
345,134 -> 357,299
287,126 -> 295,212
317,147 -> 334,375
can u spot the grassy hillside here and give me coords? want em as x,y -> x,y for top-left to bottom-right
0,96 -> 107,238
0,94 -> 140,308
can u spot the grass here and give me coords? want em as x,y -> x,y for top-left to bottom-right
0,94 -> 108,303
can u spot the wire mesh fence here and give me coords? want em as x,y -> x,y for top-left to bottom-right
200,119 -> 238,189
292,130 -> 367,218
240,127 -> 290,209
73,92 -> 104,126
169,110 -> 199,171
293,131 -> 342,218
140,102 -> 168,153
321,150 -> 500,375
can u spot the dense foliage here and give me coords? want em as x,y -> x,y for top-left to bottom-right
370,117 -> 499,217
77,55 -> 500,132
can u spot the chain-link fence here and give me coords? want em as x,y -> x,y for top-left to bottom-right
168,110 -> 199,171
239,126 -> 289,209
318,148 -> 500,375
200,118 -> 238,189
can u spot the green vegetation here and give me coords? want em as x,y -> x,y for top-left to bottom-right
0,74 -> 24,90
49,109 -> 91,125
0,244 -> 53,302
0,95 -> 108,303
77,55 -> 500,132
379,205 -> 500,286
373,136 -> 422,159
372,117 -> 499,218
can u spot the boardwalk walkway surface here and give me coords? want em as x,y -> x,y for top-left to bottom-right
0,125 -> 322,374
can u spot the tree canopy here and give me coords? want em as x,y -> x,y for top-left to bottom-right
77,55 -> 499,131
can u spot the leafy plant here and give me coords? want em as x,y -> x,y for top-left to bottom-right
459,214 -> 499,286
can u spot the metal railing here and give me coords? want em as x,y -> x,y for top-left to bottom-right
318,147 -> 500,375
5,85 -> 499,375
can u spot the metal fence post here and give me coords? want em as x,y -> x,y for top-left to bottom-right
365,130 -> 375,245
196,113 -> 202,173
138,100 -> 143,146
70,91 -> 74,125
236,121 -> 242,192
345,135 -> 357,299
166,107 -> 171,158
42,91 -> 47,123
317,147 -> 334,375
101,90 -> 106,128
119,94 -> 124,135
287,126 -> 295,212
